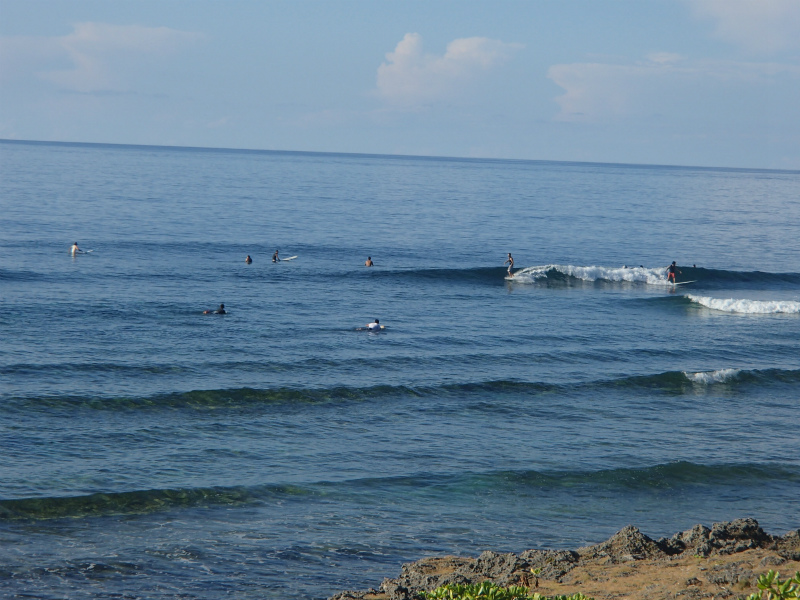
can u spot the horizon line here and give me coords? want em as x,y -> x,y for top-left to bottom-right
1,137 -> 797,175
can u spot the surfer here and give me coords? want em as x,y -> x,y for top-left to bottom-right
365,256 -> 373,267
70,242 -> 80,256
204,303 -> 226,315
504,253 -> 514,277
366,318 -> 380,331
666,261 -> 681,283
272,250 -> 280,263
245,255 -> 253,264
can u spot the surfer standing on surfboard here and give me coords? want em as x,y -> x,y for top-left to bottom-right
666,261 -> 681,283
505,253 -> 514,277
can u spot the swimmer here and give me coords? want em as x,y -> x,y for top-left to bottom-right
245,255 -> 253,264
70,242 -> 80,256
204,303 -> 226,315
365,256 -> 373,267
272,250 -> 280,263
504,253 -> 514,276
666,261 -> 681,283
366,318 -> 380,331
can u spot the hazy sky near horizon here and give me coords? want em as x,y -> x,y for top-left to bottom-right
1,1 -> 799,169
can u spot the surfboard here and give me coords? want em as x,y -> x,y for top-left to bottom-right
281,256 -> 298,261
671,280 -> 696,286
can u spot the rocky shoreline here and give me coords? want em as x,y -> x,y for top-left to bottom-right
330,518 -> 800,600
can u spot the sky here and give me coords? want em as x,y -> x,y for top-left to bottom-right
0,0 -> 799,169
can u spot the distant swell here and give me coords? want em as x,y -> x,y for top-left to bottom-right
2,462 -> 796,521
687,295 -> 800,314
5,368 -> 800,412
0,485 -> 301,521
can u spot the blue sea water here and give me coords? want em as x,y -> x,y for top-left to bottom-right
1,139 -> 799,599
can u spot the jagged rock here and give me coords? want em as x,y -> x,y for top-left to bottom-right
776,529 -> 800,561
468,551 -> 529,586
377,555 -> 478,598
705,561 -> 754,586
519,549 -> 580,580
709,518 -> 772,555
327,519 -> 799,600
381,579 -> 411,600
578,525 -> 666,563
329,590 -> 376,600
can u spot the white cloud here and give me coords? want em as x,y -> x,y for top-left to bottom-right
548,55 -> 800,122
689,0 -> 800,54
376,33 -> 522,108
0,22 -> 203,92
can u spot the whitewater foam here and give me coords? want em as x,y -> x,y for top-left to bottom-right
510,264 -> 671,285
683,368 -> 741,385
687,295 -> 800,314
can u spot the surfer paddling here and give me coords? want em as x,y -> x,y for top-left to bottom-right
366,318 -> 381,331
504,253 -> 514,277
204,303 -> 226,315
666,261 -> 681,283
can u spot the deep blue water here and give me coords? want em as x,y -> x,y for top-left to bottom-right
1,139 -> 799,599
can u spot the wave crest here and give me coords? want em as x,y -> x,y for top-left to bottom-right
683,369 -> 741,384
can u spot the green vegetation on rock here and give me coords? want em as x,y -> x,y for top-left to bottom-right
422,581 -> 593,600
743,571 -> 800,600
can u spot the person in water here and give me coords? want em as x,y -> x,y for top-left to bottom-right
365,256 -> 373,267
272,250 -> 280,263
504,253 -> 514,276
666,261 -> 681,283
245,255 -> 253,264
204,303 -> 226,315
366,318 -> 380,331
70,242 -> 80,256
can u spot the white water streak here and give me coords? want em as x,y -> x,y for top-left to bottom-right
687,295 -> 800,314
510,264 -> 670,285
683,368 -> 741,385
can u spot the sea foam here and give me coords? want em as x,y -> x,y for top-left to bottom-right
510,264 -> 669,285
683,368 -> 741,384
687,295 -> 800,314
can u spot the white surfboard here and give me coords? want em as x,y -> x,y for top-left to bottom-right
671,280 -> 696,286
281,255 -> 298,261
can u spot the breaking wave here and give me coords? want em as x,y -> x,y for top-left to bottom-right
507,264 -> 800,288
683,369 -> 741,384
687,295 -> 800,314
509,264 -> 671,285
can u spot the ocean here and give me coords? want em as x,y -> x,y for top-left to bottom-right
1,139 -> 798,599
